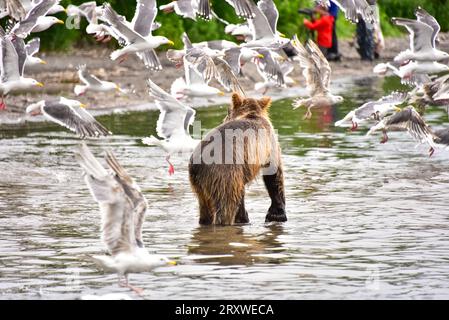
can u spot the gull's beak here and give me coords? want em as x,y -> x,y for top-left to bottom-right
218,91 -> 225,96
279,32 -> 286,38
56,19 -> 65,24
79,103 -> 87,108
167,40 -> 175,46
168,260 -> 177,266
63,7 -> 68,14
257,53 -> 264,59
40,60 -> 47,65
115,84 -> 121,92
395,107 -> 402,112
36,82 -> 44,87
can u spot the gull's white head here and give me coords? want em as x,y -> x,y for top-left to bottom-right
154,36 -> 175,46
333,95 -> 344,104
22,78 -> 44,89
60,97 -> 87,108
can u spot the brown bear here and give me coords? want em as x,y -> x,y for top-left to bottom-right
188,93 -> 286,225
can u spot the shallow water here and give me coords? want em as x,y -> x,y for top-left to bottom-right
2,76 -> 449,300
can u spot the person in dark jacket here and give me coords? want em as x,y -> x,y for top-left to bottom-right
356,0 -> 376,61
327,1 -> 341,61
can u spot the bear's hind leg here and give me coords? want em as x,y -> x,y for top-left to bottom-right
197,190 -> 215,225
263,167 -> 287,222
234,194 -> 249,224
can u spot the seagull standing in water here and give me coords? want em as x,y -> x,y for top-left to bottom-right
143,79 -> 200,175
291,36 -> 343,119
75,143 -> 176,295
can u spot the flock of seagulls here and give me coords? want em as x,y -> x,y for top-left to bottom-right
2,0 -> 449,296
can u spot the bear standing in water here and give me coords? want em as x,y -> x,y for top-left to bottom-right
189,93 -> 286,225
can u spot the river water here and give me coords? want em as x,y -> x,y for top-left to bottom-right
1,76 -> 449,299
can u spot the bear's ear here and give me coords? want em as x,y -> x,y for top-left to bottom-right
259,97 -> 272,110
231,92 -> 243,110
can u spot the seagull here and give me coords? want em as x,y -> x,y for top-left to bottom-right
159,0 -> 197,20
74,65 -> 122,96
223,46 -> 264,75
373,60 -> 449,86
243,0 -> 289,49
291,36 -> 344,119
194,0 -> 255,20
335,92 -> 407,130
329,0 -> 376,24
367,106 -> 437,156
142,79 -> 200,175
101,2 -> 174,69
26,97 -> 112,138
10,0 -> 64,38
75,143 -> 177,295
0,34 -> 43,110
170,59 -> 226,100
392,7 -> 449,64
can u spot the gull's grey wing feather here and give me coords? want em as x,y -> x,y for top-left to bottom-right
78,64 -> 103,86
197,0 -> 211,20
132,0 -> 157,37
10,0 -> 58,37
75,143 -> 136,256
136,49 -> 162,70
392,17 -> 434,53
0,35 -> 20,82
332,0 -> 375,24
255,48 -> 284,86
223,47 -> 243,75
225,0 -> 254,19
105,150 -> 148,248
245,0 -> 274,40
213,56 -> 245,96
257,0 -> 278,34
415,6 -> 440,48
25,37 -> 40,56
11,36 -> 26,76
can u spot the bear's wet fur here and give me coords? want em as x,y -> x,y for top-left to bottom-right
188,93 -> 286,225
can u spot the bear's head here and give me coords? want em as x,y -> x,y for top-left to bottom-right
224,93 -> 272,122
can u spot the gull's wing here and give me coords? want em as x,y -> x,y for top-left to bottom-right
101,3 -> 146,46
132,0 -> 157,37
197,0 -> 211,20
332,0 -> 375,24
185,62 -> 206,85
147,78 -> 195,139
307,40 -> 332,90
182,32 -> 193,50
245,0 -> 275,40
105,150 -> 148,248
25,37 -> 40,56
77,64 -> 103,86
173,0 -> 196,20
257,0 -> 278,35
184,47 -> 216,82
0,35 -> 20,82
415,6 -> 440,48
392,17 -> 434,53
355,91 -> 407,120
255,48 -> 284,86
4,0 -> 27,21
224,47 -> 243,75
75,143 -> 136,256
225,0 -> 254,19
10,0 -> 58,38
197,40 -> 238,51
368,106 -> 436,148
291,36 -> 326,96
212,57 -> 245,96
11,36 -> 26,76
42,102 -> 111,138
136,49 -> 162,71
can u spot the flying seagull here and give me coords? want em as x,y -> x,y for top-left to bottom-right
0,34 -> 44,110
367,106 -> 437,156
291,36 -> 343,119
26,97 -> 112,138
335,92 -> 407,130
101,2 -> 174,69
74,64 -> 122,96
392,7 -> 449,64
142,79 -> 200,175
75,143 -> 176,295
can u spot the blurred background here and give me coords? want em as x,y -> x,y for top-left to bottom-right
3,0 -> 448,51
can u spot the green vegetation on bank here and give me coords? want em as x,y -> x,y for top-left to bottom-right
3,0 -> 448,51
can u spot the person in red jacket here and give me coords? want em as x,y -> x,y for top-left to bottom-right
303,4 -> 334,56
